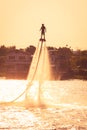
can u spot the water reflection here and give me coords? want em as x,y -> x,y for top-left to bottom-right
0,80 -> 87,105
0,105 -> 87,129
0,80 -> 87,129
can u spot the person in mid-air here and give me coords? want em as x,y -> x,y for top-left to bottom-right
40,24 -> 46,41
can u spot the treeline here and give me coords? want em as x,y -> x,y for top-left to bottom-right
48,46 -> 87,80
0,45 -> 87,80
0,45 -> 36,56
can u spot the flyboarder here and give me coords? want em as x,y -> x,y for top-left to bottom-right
40,24 -> 46,41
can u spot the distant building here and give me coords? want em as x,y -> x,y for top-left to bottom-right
5,51 -> 32,79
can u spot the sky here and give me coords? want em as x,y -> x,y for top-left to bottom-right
0,0 -> 87,50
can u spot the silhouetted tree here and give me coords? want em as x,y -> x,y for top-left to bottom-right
25,45 -> 36,55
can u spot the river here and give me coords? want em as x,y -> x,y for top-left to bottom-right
0,79 -> 87,130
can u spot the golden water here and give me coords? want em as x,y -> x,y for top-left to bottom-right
0,80 -> 87,129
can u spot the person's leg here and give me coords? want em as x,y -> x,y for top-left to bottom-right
44,33 -> 45,40
41,33 -> 42,39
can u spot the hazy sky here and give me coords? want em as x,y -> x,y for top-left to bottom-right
0,0 -> 87,49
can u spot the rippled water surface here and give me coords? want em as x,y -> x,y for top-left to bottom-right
0,80 -> 87,130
